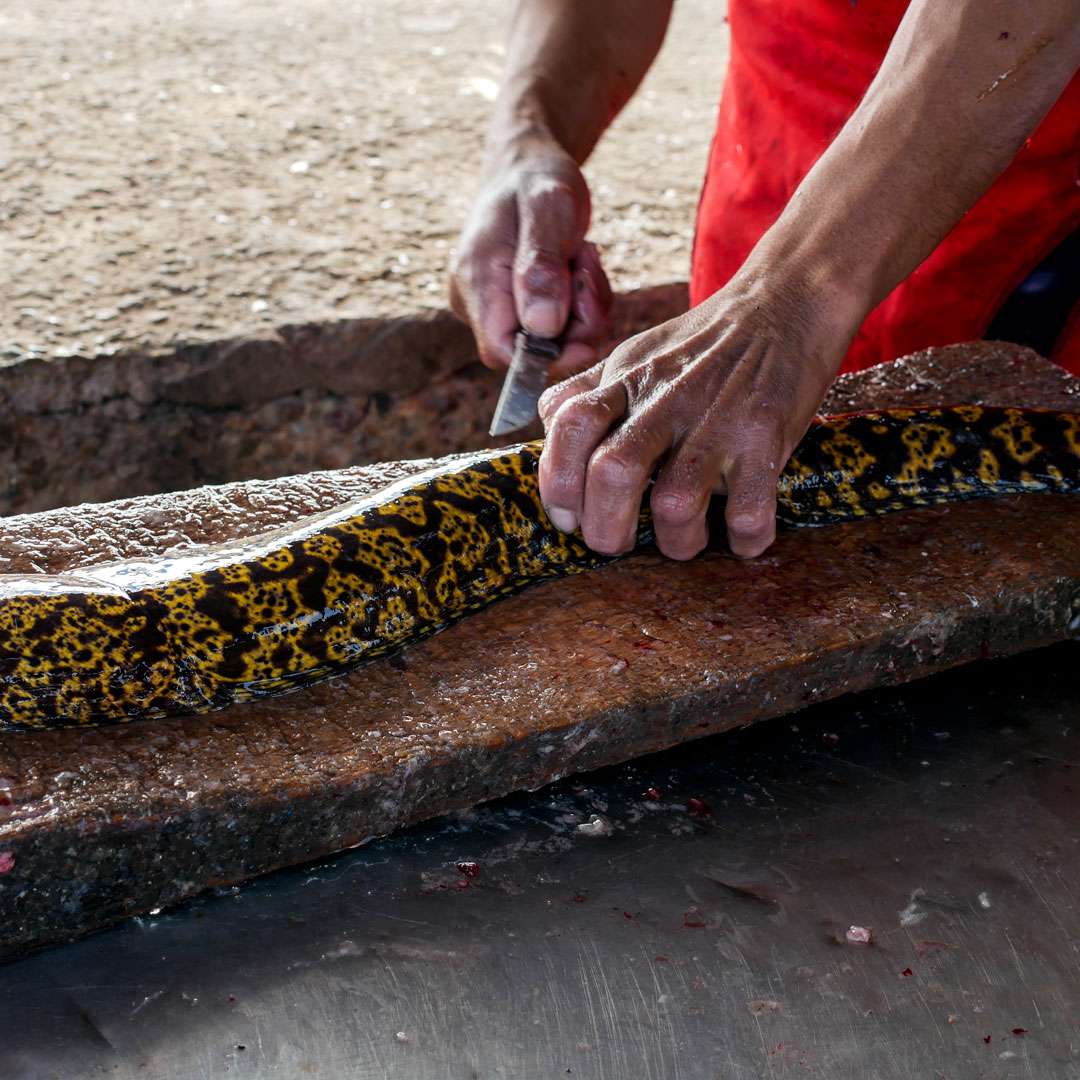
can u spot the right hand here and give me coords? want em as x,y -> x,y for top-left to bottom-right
450,141 -> 614,382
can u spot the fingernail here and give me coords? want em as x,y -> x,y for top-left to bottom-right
522,299 -> 564,338
545,506 -> 578,533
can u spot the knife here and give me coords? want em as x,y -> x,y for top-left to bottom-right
488,331 -> 562,438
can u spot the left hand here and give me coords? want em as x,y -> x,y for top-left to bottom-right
537,269 -> 856,560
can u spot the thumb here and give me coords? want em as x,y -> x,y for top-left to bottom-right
513,174 -> 589,339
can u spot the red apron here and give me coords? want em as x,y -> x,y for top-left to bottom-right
690,0 -> 1080,374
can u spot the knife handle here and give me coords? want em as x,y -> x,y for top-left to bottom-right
517,330 -> 562,361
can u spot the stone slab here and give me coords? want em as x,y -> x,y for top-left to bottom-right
0,286 -> 689,515
0,341 -> 1078,959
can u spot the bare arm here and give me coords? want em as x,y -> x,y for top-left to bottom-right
765,0 -> 1080,335
490,0 -> 674,164
539,0 -> 1080,558
450,1 -> 674,376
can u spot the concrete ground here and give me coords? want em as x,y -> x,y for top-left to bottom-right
1,0 -> 727,362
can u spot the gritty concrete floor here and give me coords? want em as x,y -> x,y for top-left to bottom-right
1,0 -> 726,361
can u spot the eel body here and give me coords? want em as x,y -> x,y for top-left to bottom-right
1,405 -> 1079,729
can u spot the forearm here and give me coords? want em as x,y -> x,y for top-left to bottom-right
748,0 -> 1080,341
487,0 -> 674,166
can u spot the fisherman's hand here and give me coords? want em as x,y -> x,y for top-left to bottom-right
450,140 -> 613,381
537,268 -> 857,560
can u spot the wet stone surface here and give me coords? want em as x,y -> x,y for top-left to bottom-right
0,342 -> 1077,960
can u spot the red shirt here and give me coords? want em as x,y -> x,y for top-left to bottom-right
690,0 -> 1080,374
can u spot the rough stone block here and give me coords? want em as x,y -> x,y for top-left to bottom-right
0,340 -> 1077,959
1,286 -> 689,514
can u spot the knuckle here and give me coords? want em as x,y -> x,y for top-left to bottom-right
537,386 -> 562,422
544,478 -> 580,510
552,395 -> 605,435
587,448 -> 645,493
515,252 -> 566,295
651,488 -> 703,527
730,448 -> 783,489
734,422 -> 783,458
726,499 -> 775,544
524,175 -> 581,211
452,244 -> 513,298
727,479 -> 774,515
727,510 -> 769,536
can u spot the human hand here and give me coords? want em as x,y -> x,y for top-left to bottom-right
537,270 -> 857,560
450,140 -> 613,381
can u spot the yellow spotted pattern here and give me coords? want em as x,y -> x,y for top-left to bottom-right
1,406 -> 1079,729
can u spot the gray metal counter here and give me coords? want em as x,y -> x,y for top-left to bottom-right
3,644 -> 1080,1079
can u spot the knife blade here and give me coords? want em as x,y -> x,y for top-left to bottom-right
488,331 -> 562,438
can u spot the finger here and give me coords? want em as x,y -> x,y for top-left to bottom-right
471,278 -> 519,369
723,451 -> 780,559
548,341 -> 598,382
538,380 -> 627,534
580,419 -> 671,556
545,248 -> 614,380
513,178 -> 587,339
650,439 -> 722,561
568,243 -> 614,343
538,361 -> 604,428
449,244 -> 519,369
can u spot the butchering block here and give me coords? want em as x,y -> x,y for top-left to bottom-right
0,341 -> 1077,958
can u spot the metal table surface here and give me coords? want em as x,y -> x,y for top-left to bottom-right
3,643 -> 1080,1080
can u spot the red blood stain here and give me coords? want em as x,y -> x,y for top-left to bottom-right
983,1035 -> 992,1044
655,955 -> 670,963
0,852 -> 14,874
687,798 -> 712,817
573,894 -> 587,904
644,787 -> 663,801
683,912 -> 707,929
1012,1028 -> 1028,1037
455,861 -> 481,879
623,911 -> 634,920
228,995 -> 237,1004
901,967 -> 914,978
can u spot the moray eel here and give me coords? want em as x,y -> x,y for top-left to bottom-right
1,405 -> 1079,729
